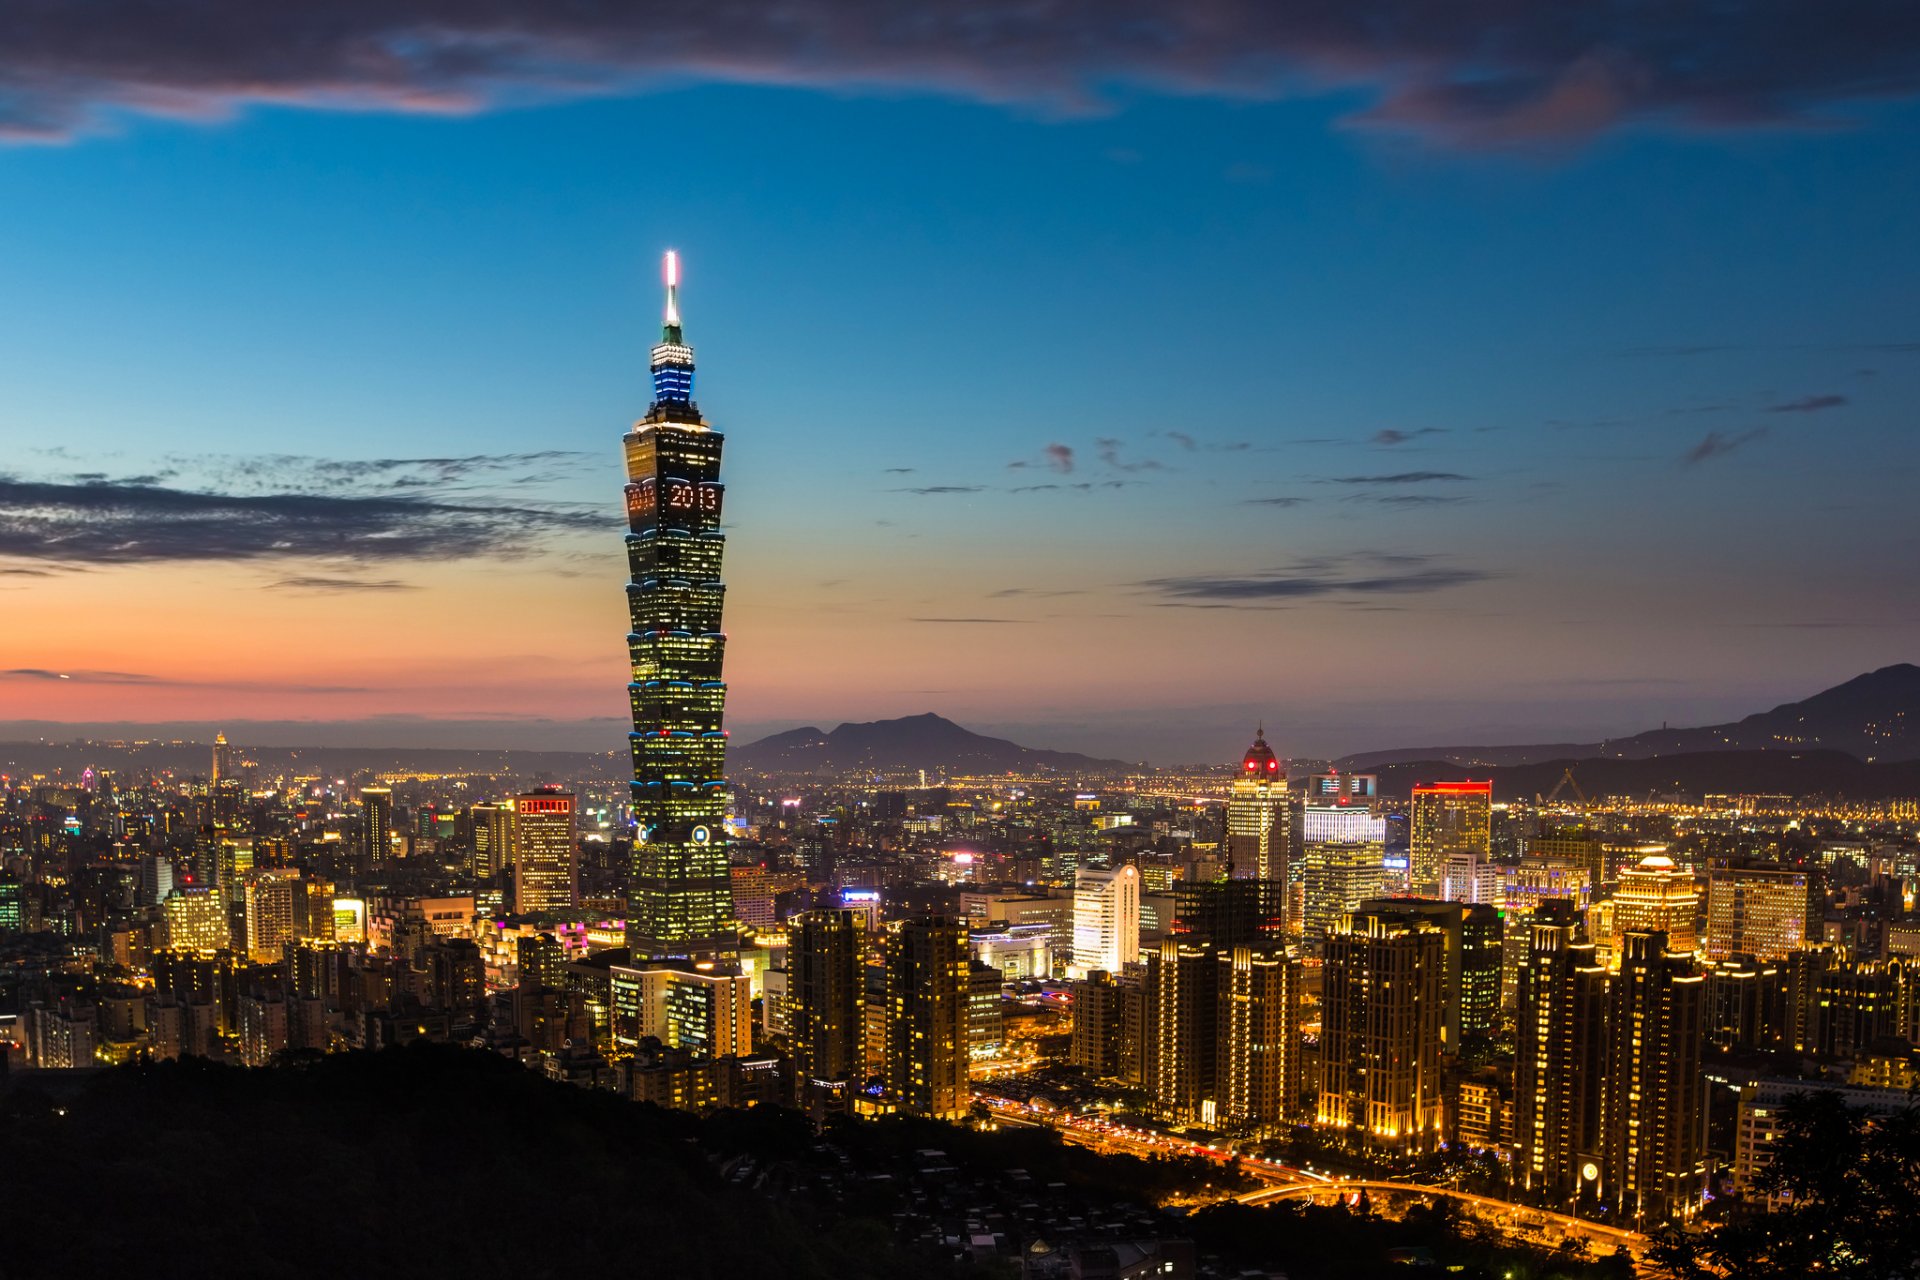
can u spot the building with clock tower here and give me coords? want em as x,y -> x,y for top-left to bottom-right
622,252 -> 735,958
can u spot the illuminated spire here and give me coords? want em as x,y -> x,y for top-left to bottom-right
662,249 -> 683,343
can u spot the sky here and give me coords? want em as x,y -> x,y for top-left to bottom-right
1,3 -> 1918,764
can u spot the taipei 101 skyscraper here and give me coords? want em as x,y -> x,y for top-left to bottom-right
622,251 -> 735,958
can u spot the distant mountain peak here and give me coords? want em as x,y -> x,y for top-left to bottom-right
734,713 -> 1130,775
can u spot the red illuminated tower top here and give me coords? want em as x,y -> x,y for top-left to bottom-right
1242,725 -> 1280,776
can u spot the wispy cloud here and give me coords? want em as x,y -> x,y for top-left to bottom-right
1324,471 -> 1471,485
1371,427 -> 1448,446
1767,393 -> 1848,413
1095,437 -> 1166,473
1683,427 -> 1768,464
909,617 -> 1028,624
0,668 -> 371,693
894,485 -> 986,495
1044,443 -> 1075,473
0,474 -> 605,566
1242,496 -> 1311,507
1137,552 -> 1491,604
269,576 -> 420,593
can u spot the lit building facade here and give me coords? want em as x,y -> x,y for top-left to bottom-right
513,790 -> 577,916
1704,860 -> 1817,962
1409,780 -> 1492,898
1226,729 -> 1288,882
790,909 -> 864,1108
884,916 -> 970,1120
1611,854 -> 1699,957
1217,944 -> 1302,1130
1316,906 -> 1446,1153
624,252 -> 735,958
360,786 -> 392,868
1070,864 -> 1140,977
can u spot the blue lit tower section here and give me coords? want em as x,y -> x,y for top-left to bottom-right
623,251 -> 734,957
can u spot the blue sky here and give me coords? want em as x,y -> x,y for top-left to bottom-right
2,12 -> 1918,763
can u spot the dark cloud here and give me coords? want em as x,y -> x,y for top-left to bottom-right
269,576 -> 420,592
1324,471 -> 1471,485
894,485 -> 985,495
1683,427 -> 1769,464
1343,493 -> 1470,505
883,467 -> 916,474
1242,496 -> 1311,507
3,2 -> 1918,145
1,668 -> 158,684
0,475 -> 605,565
1138,553 -> 1491,603
1371,427 -> 1448,445
1165,432 -> 1198,452
1768,393 -> 1848,413
1043,442 -> 1075,473
989,587 -> 1083,598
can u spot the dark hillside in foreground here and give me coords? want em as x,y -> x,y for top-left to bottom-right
0,1048 -> 914,1280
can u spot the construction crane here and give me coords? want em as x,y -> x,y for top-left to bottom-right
1538,767 -> 1590,810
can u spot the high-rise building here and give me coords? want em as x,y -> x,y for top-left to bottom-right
1357,896 -> 1503,1050
1216,944 -> 1302,1130
1511,901 -> 1607,1207
1226,729 -> 1288,882
471,801 -> 515,880
1410,781 -> 1492,897
512,790 -> 577,916
1300,773 -> 1386,943
1315,906 -> 1446,1153
212,731 -> 231,787
243,870 -> 298,963
1704,860 -> 1818,961
1070,968 -> 1125,1077
1172,877 -> 1284,948
884,916 -> 970,1120
360,786 -> 393,868
1150,938 -> 1220,1125
1070,865 -> 1140,977
1498,856 -> 1592,1005
790,909 -> 864,1110
1440,847 -> 1501,905
1603,932 -> 1708,1227
623,252 -> 735,959
1611,855 -> 1699,957
164,888 -> 230,951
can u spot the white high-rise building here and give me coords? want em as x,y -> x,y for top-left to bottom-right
1070,865 -> 1140,978
1442,848 -> 1502,905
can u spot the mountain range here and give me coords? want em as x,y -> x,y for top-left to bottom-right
1341,663 -> 1920,771
733,712 -> 1134,776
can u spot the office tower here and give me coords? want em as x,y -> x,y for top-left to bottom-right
660,964 -> 754,1059
1612,855 -> 1699,956
212,731 -> 231,787
1315,906 -> 1446,1154
360,786 -> 393,868
1173,876 -> 1284,948
1070,864 -> 1140,977
884,917 -> 970,1120
1410,780 -> 1492,897
1226,728 -> 1288,881
471,801 -> 516,880
1704,860 -> 1818,961
790,909 -> 864,1108
164,888 -> 230,951
242,871 -> 298,963
624,251 -> 734,958
1603,932 -> 1708,1227
1531,826 -> 1607,891
1358,896 -> 1503,1050
1070,968 -> 1124,1076
518,932 -> 568,989
1216,944 -> 1302,1130
1151,938 -> 1220,1124
0,876 -> 24,934
1702,955 -> 1786,1050
139,854 -> 175,908
969,961 -> 1003,1059
1440,847 -> 1500,905
513,790 -> 578,915
296,881 -> 336,941
1512,901 -> 1608,1206
1300,773 -> 1386,943
1498,856 -> 1592,1005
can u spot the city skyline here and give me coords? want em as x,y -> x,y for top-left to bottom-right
3,8 -> 1919,764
